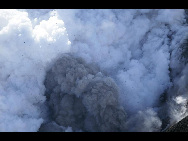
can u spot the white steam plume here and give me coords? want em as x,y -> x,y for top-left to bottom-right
0,9 -> 188,132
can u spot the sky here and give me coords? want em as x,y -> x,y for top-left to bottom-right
0,9 -> 188,132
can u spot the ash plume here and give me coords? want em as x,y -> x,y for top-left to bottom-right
40,54 -> 127,132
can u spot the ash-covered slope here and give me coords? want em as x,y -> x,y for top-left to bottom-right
165,116 -> 188,132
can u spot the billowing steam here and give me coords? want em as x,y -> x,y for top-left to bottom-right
0,9 -> 188,132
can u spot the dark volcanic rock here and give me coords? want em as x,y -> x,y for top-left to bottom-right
165,116 -> 188,132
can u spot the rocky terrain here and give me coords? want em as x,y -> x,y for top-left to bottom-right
165,116 -> 188,132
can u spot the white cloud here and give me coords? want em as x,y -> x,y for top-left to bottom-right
0,9 -> 70,131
